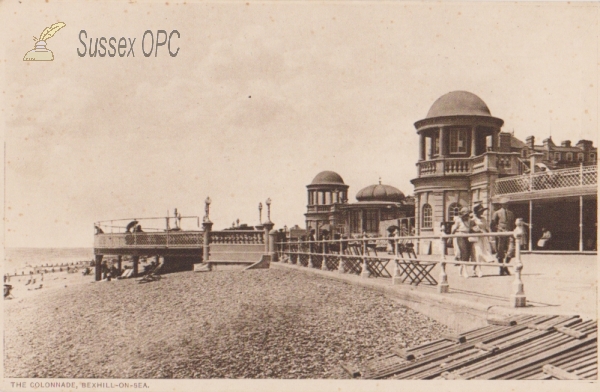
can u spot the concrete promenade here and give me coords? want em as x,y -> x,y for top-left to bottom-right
271,253 -> 597,332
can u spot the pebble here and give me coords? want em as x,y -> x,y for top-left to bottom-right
5,269 -> 448,378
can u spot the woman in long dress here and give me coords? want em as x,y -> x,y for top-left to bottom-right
451,207 -> 473,278
470,204 -> 496,277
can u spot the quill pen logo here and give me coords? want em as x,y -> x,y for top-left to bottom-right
23,22 -> 66,61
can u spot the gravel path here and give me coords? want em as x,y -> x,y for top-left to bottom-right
5,269 -> 448,379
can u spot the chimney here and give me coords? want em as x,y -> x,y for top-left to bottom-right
525,136 -> 535,149
576,140 -> 593,151
499,132 -> 512,152
543,137 -> 555,148
561,140 -> 571,148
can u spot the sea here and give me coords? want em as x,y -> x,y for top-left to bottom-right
4,248 -> 94,274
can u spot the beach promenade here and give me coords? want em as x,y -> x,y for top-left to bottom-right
273,253 -> 597,330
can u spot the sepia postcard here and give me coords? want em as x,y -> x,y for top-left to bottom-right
1,1 -> 598,391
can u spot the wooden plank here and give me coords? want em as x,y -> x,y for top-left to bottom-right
441,333 -> 467,344
504,343 -> 597,380
543,364 -> 583,380
487,318 -> 517,327
556,326 -> 587,339
476,333 -> 597,380
458,326 -> 582,378
340,362 -> 361,378
475,342 -> 499,353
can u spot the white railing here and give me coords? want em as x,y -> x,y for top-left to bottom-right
495,164 -> 597,195
276,221 -> 528,307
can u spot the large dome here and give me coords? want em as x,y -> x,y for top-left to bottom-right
356,183 -> 405,203
311,171 -> 345,185
426,91 -> 491,119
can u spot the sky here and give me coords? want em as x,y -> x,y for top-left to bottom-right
2,1 -> 598,248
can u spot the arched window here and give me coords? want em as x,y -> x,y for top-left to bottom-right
422,204 -> 433,229
447,203 -> 462,222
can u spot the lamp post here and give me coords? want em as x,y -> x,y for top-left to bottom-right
265,198 -> 272,223
258,202 -> 263,224
204,197 -> 211,222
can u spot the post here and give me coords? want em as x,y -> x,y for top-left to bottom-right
528,200 -> 533,251
579,195 -> 583,252
94,254 -> 103,281
202,221 -> 213,269
132,255 -> 139,278
321,236 -> 328,271
308,237 -> 314,268
268,230 -> 278,261
510,220 -> 526,307
263,222 -> 274,254
361,233 -> 370,278
392,233 -> 402,285
117,255 -> 122,275
338,236 -> 345,274
438,236 -> 449,293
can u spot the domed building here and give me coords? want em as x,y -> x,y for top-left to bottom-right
305,172 -> 414,238
411,91 -> 597,253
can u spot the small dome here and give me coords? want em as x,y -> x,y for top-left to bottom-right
426,91 -> 491,119
311,171 -> 345,185
356,183 -> 405,203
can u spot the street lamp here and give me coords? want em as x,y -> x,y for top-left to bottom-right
265,198 -> 272,223
204,197 -> 211,222
258,202 -> 263,224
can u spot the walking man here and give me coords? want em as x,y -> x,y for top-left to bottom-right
491,197 -> 515,276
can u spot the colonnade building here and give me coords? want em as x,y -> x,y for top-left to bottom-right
305,171 -> 415,238
411,91 -> 597,254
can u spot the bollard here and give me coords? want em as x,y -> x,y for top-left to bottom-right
510,222 -> 526,307
438,236 -> 449,293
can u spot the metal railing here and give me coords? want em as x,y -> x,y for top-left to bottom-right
276,224 -> 527,308
94,231 -> 204,248
494,164 -> 597,196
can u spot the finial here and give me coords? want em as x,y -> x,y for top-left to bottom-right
379,177 -> 382,185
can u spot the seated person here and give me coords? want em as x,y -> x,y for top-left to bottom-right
537,228 -> 552,249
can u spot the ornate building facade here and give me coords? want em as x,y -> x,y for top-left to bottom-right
305,171 -> 415,238
411,91 -> 597,253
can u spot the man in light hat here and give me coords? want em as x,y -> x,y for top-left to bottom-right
491,197 -> 515,276
451,207 -> 473,277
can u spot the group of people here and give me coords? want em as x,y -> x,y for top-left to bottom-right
450,198 -> 516,278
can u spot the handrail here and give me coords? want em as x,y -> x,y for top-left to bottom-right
277,220 -> 527,308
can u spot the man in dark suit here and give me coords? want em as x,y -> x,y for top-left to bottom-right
491,197 -> 515,276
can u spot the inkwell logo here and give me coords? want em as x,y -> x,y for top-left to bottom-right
23,22 -> 66,61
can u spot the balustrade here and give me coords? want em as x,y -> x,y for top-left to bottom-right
495,164 -> 597,196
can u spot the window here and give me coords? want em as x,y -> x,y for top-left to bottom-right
578,153 -> 584,162
422,204 -> 433,229
522,148 -> 528,158
434,136 -> 440,156
447,203 -> 462,223
554,152 -> 561,161
449,129 -> 468,154
486,135 -> 493,151
365,210 -> 379,233
590,153 -> 596,161
566,152 -> 573,162
350,211 -> 360,234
